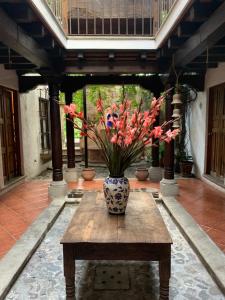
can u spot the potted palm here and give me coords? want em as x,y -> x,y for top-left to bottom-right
64,94 -> 179,214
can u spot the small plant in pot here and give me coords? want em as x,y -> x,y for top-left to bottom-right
64,93 -> 179,214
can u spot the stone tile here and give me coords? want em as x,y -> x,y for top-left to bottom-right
5,203 -> 224,300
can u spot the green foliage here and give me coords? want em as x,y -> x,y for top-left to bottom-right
62,84 -> 153,140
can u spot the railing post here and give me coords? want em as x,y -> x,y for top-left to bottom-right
62,0 -> 68,34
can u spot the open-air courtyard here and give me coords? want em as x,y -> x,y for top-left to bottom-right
0,0 -> 225,299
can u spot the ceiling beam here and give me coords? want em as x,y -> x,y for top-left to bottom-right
174,1 -> 225,67
0,7 -> 51,68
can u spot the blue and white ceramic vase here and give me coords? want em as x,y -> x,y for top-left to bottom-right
103,176 -> 130,214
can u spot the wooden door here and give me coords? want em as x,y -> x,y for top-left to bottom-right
0,86 -> 21,183
207,83 -> 225,180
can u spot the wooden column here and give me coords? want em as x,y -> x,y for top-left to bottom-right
65,89 -> 75,169
49,80 -> 63,181
164,86 -> 174,180
83,86 -> 88,168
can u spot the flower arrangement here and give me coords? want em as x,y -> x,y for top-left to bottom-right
64,94 -> 179,178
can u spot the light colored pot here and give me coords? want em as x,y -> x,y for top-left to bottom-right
103,176 -> 130,214
81,168 -> 96,181
135,167 -> 149,181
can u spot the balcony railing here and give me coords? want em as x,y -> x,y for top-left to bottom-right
46,0 -> 176,36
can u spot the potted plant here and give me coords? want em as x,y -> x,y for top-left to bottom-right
179,152 -> 193,177
64,94 -> 179,214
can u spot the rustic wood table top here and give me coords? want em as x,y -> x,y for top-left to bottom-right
61,191 -> 172,300
61,191 -> 172,245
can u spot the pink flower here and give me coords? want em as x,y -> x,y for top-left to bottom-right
125,100 -> 131,109
64,105 -> 70,114
111,134 -> 117,144
164,129 -> 180,143
151,97 -> 157,108
119,104 -> 125,113
64,104 -> 76,118
111,103 -> 117,111
96,98 -> 103,112
124,135 -> 132,145
153,126 -> 163,138
131,113 -> 137,124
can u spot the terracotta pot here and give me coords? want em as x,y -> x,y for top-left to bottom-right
135,167 -> 149,181
81,168 -> 96,181
103,176 -> 130,215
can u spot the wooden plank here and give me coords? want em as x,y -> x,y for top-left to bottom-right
61,191 -> 172,245
174,1 -> 225,68
0,7 -> 51,68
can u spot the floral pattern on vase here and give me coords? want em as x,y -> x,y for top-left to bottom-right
103,176 -> 130,214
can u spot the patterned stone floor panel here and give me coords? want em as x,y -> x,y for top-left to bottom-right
6,203 -> 224,300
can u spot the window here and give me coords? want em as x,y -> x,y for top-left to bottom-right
39,97 -> 51,159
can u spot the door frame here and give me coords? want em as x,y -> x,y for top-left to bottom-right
0,85 -> 21,184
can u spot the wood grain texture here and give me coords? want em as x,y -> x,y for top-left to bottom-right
62,191 -> 172,299
61,191 -> 172,245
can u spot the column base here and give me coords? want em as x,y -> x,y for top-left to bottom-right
149,167 -> 163,182
160,178 -> 179,197
48,180 -> 68,198
64,168 -> 78,183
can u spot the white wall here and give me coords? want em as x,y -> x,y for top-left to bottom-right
20,86 -> 51,178
189,62 -> 225,178
189,92 -> 207,177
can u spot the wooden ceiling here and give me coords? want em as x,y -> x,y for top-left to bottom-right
0,0 -> 225,79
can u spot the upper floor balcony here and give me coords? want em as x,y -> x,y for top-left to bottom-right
46,0 -> 176,36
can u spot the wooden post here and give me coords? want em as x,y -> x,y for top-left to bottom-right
65,89 -> 75,169
83,86 -> 88,168
163,86 -> 174,180
49,80 -> 63,181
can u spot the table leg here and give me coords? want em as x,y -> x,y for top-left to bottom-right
63,245 -> 75,300
159,249 -> 171,300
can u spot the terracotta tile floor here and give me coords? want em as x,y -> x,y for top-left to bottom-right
177,178 -> 225,253
0,180 -> 51,258
0,177 -> 225,259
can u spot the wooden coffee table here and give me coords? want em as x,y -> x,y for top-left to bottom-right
61,191 -> 172,300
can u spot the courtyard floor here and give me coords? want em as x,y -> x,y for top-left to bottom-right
0,168 -> 225,259
0,167 -> 225,299
5,202 -> 224,299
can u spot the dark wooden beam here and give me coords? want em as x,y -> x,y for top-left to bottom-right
2,3 -> 37,23
174,1 -> 225,67
177,22 -> 199,38
0,7 -> 51,68
22,22 -> 46,38
65,63 -> 158,74
186,62 -> 218,69
167,36 -> 186,49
